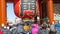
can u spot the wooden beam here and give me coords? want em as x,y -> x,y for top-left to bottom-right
0,0 -> 7,27
53,0 -> 60,3
7,0 -> 13,3
38,0 -> 43,25
47,0 -> 54,24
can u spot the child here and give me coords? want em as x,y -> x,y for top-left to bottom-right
23,23 -> 30,34
31,23 -> 39,34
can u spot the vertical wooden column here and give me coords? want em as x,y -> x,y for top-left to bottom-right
0,0 -> 7,27
34,0 -> 38,23
47,0 -> 54,24
38,0 -> 43,25
34,16 -> 37,23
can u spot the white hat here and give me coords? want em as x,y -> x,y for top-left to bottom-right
37,16 -> 40,19
9,23 -> 13,26
4,26 -> 6,29
2,24 -> 4,27
7,26 -> 9,29
52,22 -> 54,24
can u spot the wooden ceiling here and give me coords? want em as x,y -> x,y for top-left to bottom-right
7,0 -> 60,3
7,0 -> 13,3
53,0 -> 60,3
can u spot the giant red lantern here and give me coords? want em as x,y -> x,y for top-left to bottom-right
14,0 -> 39,18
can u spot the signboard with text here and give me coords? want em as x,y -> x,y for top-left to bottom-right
14,0 -> 39,18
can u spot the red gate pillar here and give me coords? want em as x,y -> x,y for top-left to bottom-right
47,0 -> 54,24
38,0 -> 43,25
0,0 -> 7,27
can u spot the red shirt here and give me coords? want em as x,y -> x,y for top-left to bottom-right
0,30 -> 3,34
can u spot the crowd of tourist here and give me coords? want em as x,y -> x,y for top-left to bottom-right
0,20 -> 59,34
